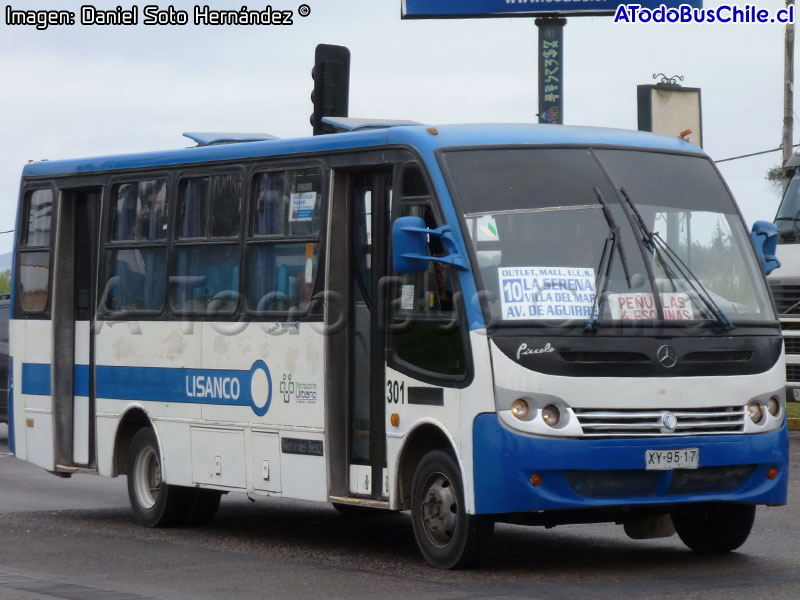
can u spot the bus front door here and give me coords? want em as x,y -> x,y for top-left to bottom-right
326,167 -> 391,503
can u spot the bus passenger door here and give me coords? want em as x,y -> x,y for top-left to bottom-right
51,188 -> 99,470
349,170 -> 391,499
326,167 -> 391,503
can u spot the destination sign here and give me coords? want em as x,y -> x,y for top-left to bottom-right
498,266 -> 595,321
402,0 -> 703,19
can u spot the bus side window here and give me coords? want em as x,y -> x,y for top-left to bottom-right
246,168 -> 322,316
171,174 -> 242,315
104,180 -> 168,313
387,165 -> 469,383
18,188 -> 53,314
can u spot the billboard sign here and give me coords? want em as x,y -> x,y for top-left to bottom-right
402,0 -> 702,19
637,84 -> 703,147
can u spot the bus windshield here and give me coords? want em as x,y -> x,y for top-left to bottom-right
775,170 -> 800,242
443,148 -> 775,328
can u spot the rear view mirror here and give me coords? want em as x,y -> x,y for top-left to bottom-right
391,216 -> 469,274
751,220 -> 781,275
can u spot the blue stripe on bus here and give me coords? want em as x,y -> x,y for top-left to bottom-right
95,365 -> 251,405
19,361 -> 273,416
21,363 -> 51,395
20,363 -> 89,396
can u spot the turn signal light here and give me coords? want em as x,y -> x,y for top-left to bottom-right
390,413 -> 400,427
531,474 -> 542,487
767,467 -> 779,480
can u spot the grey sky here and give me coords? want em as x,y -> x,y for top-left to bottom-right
0,0 -> 793,253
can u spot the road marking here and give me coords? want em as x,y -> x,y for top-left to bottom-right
0,570 -> 157,600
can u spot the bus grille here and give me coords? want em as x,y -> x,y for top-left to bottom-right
667,465 -> 755,496
574,406 -> 745,437
770,283 -> 800,314
786,364 -> 800,383
564,470 -> 660,498
783,337 -> 800,355
564,466 -> 755,499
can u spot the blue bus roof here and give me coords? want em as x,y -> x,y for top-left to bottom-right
21,123 -> 703,178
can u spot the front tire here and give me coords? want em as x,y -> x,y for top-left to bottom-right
410,450 -> 492,569
671,503 -> 756,553
127,427 -> 187,527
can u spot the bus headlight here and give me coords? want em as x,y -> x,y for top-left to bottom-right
511,399 -> 529,420
542,404 -> 561,428
767,396 -> 781,417
747,402 -> 764,424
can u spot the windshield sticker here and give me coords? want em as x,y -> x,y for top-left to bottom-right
401,284 -> 415,310
608,292 -> 694,320
498,267 -> 596,320
289,192 -> 316,222
476,215 -> 499,242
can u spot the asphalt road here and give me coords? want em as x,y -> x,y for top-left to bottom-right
1,423 -> 799,600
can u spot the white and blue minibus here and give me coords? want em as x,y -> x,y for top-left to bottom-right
8,120 -> 788,568
769,154 -> 800,397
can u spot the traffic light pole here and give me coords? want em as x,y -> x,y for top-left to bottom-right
783,0 -> 795,190
535,17 -> 566,124
310,44 -> 351,135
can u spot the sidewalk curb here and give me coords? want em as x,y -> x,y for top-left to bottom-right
789,418 -> 800,431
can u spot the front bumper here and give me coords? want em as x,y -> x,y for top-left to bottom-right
472,413 -> 789,514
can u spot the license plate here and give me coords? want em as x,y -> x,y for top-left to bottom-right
645,448 -> 699,470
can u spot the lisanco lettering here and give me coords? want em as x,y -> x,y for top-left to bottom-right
517,342 -> 556,360
185,375 -> 241,400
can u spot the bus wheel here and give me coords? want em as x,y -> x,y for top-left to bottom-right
411,450 -> 491,569
671,503 -> 756,553
184,489 -> 222,526
127,428 -> 186,527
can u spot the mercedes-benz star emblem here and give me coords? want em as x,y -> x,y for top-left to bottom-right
657,345 -> 678,368
662,412 -> 678,431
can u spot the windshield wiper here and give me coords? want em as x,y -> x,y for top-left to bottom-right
775,213 -> 800,241
586,188 -> 631,332
619,187 -> 734,331
585,235 -> 614,332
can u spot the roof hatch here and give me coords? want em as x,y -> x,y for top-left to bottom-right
320,117 -> 423,132
183,132 -> 279,147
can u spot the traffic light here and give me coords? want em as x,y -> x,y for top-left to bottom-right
310,44 -> 350,136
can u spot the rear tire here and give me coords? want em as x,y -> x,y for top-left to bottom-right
127,427 -> 187,527
671,503 -> 756,553
410,450 -> 492,569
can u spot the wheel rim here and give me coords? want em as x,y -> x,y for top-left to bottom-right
420,471 -> 459,548
133,446 -> 161,510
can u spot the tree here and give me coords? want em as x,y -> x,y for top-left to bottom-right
0,269 -> 10,295
767,164 -> 788,196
